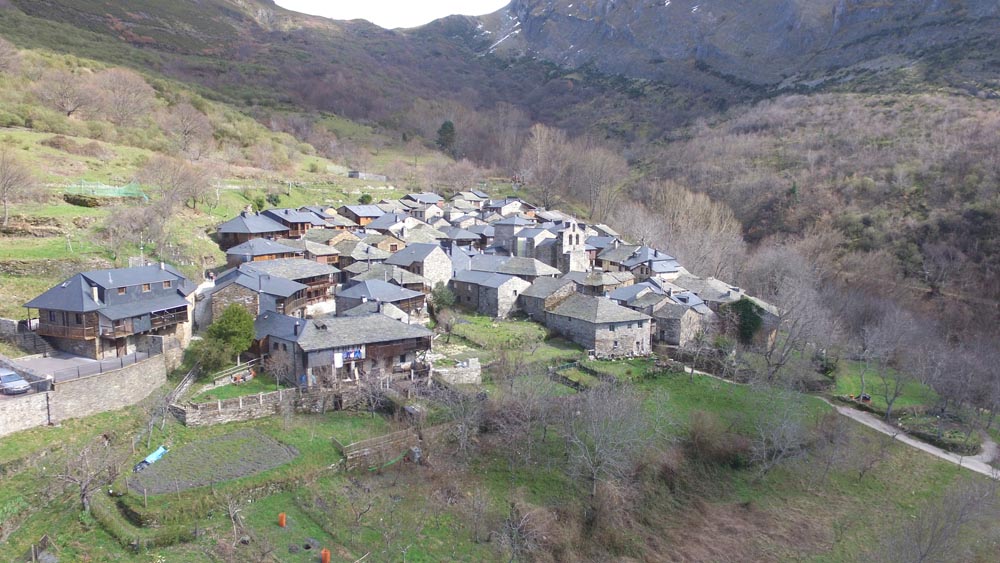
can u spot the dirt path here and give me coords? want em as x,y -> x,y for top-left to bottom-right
680,366 -> 1000,479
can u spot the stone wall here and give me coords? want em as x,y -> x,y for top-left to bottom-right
0,317 -> 18,337
432,358 -> 481,385
211,284 -> 258,323
545,313 -> 652,358
49,354 -> 167,422
421,251 -> 453,289
45,334 -> 100,358
171,388 -> 356,427
0,392 -> 49,438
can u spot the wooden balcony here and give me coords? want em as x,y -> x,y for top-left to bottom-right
151,309 -> 188,329
36,323 -> 98,340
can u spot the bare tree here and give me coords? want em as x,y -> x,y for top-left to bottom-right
433,385 -> 485,459
518,123 -> 572,209
491,376 -> 559,465
357,375 -> 385,419
568,142 -> 629,221
97,68 -> 155,127
159,102 -> 213,159
808,411 -> 851,485
0,147 -> 37,227
748,384 -> 810,480
34,70 -> 99,118
137,155 -> 215,210
465,487 -> 493,544
101,203 -> 168,262
48,433 -> 124,512
263,348 -> 293,389
435,308 -> 457,344
0,37 -> 18,74
872,477 -> 998,563
497,500 -> 554,563
866,305 -> 917,420
561,383 -> 650,499
846,426 -> 897,483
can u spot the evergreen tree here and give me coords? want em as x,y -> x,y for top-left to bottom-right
207,303 -> 256,360
436,120 -> 456,155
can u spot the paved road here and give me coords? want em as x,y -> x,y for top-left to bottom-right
681,366 -> 999,479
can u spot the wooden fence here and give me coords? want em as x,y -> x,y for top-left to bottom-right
334,422 -> 457,472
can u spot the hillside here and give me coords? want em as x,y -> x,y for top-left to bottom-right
480,0 -> 1000,97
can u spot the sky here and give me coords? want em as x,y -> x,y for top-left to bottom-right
274,1 -> 510,29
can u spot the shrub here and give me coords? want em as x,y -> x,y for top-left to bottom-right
685,410 -> 750,468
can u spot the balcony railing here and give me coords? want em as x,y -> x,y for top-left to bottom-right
151,310 -> 188,329
36,323 -> 98,340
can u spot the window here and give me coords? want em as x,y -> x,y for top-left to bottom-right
141,283 -> 151,292
272,342 -> 278,351
390,244 -> 398,252
609,324 -> 616,332
75,314 -> 83,325
117,287 -> 126,295
163,280 -> 172,289
613,340 -> 619,348
399,354 -> 406,364
48,311 -> 56,322
282,343 -> 288,351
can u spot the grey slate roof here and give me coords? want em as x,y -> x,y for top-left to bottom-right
240,258 -> 339,280
367,213 -> 409,231
405,192 -> 444,205
217,212 -> 289,235
26,264 -> 193,312
622,246 -> 676,268
214,269 -> 307,298
340,301 -> 408,322
562,270 -> 635,287
466,224 -> 495,237
340,205 -> 385,218
385,243 -> 442,267
585,236 -> 619,250
337,280 -> 423,303
597,244 -> 641,264
276,238 -> 340,257
493,215 -> 535,227
521,277 -> 575,299
548,294 -> 650,324
333,240 -> 390,261
442,227 -> 479,242
469,255 -> 561,278
24,274 -> 102,312
254,311 -> 304,341
295,314 -> 433,352
452,270 -> 521,289
101,294 -> 189,321
262,208 -> 326,226
226,238 -> 302,258
346,264 -> 426,286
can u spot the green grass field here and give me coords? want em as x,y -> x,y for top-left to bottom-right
833,359 -> 938,411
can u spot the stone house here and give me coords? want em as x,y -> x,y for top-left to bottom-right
385,243 -> 453,289
411,203 -> 444,222
333,240 -> 390,276
467,255 -> 562,284
275,238 -> 341,266
255,312 -> 433,386
518,277 -> 577,321
216,211 -> 289,250
225,238 -> 302,268
210,267 -> 309,322
361,233 -> 406,254
562,269 -> 636,296
240,259 -> 338,306
337,205 -> 385,227
343,263 -> 427,294
544,294 -> 652,358
651,298 -> 716,347
622,246 -> 682,281
25,264 -> 195,359
335,280 -> 426,318
595,242 -> 642,273
450,270 -> 531,319
261,208 -> 326,238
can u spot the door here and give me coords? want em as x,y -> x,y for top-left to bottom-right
115,337 -> 126,357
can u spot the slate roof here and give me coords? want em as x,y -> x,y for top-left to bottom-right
337,280 -> 423,303
262,208 -> 326,226
466,224 -> 495,237
469,255 -> 561,278
214,268 -> 307,298
226,238 -> 302,258
585,236 -> 619,250
299,206 -> 335,219
101,294 -> 189,321
276,238 -> 340,257
254,311 -> 304,341
548,294 -> 651,324
295,314 -> 433,352
609,282 -> 663,304
400,225 -> 447,243
340,301 -> 409,322
385,243 -> 443,267
622,246 -> 676,268
340,205 -> 385,218
217,212 -> 288,235
493,215 -> 535,227
562,270 -> 635,287
347,264 -> 426,287
333,240 -> 390,261
521,277 -> 576,299
405,192 -> 444,205
441,226 -> 479,241
240,258 -> 339,280
367,212 -> 409,231
24,274 -> 102,312
26,265 -> 194,312
452,270 -> 523,289
597,244 -> 641,264
324,214 -> 358,228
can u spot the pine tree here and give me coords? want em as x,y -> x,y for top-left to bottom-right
436,120 -> 456,155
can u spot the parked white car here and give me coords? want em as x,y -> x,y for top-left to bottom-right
0,368 -> 30,395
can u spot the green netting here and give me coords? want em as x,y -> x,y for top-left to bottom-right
64,180 -> 148,200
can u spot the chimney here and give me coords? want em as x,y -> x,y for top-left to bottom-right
613,239 -> 620,249
293,321 -> 301,336
159,261 -> 165,270
91,285 -> 99,303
